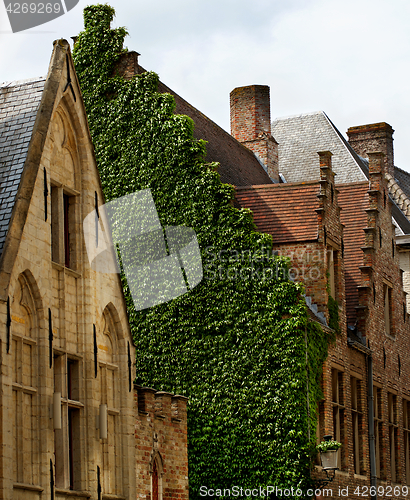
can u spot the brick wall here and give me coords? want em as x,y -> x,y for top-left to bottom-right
347,122 -> 395,176
135,387 -> 189,500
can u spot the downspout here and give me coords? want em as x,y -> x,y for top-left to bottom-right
368,350 -> 377,500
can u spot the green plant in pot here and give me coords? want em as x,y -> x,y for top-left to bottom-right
317,436 -> 342,470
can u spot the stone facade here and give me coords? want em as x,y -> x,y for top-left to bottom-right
0,40 -> 188,500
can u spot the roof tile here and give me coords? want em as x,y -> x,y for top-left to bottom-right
235,182 -> 320,243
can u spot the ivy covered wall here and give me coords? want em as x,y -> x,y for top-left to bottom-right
73,5 -> 332,497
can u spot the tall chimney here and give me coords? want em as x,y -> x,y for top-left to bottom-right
347,122 -> 394,176
230,85 -> 279,182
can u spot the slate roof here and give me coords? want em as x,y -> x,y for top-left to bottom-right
338,182 -> 369,326
271,110 -> 410,236
271,111 -> 368,184
235,181 -> 320,244
0,77 -> 45,255
394,166 -> 410,201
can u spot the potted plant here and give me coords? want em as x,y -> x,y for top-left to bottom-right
316,437 -> 342,470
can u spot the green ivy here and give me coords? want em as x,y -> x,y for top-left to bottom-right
73,6 -> 332,497
326,273 -> 341,334
327,295 -> 341,334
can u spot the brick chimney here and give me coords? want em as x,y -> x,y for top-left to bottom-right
112,51 -> 142,79
230,85 -> 279,182
347,122 -> 394,176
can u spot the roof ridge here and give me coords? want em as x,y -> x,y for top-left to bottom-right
394,165 -> 410,176
336,181 -> 369,188
0,76 -> 46,89
236,180 -> 320,190
322,111 -> 368,181
272,110 -> 324,122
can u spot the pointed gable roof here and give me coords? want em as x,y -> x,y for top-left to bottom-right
0,77 -> 46,254
272,111 -> 368,185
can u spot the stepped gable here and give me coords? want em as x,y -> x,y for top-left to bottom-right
113,53 -> 273,187
0,77 -> 46,255
338,181 -> 369,326
157,80 -> 273,187
235,181 -> 320,243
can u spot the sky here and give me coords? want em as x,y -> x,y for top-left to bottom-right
1,0 -> 410,171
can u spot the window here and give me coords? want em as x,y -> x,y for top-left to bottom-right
51,184 -> 78,269
404,399 -> 410,485
384,284 -> 393,336
388,393 -> 399,482
374,387 -> 385,479
151,455 -> 163,500
98,315 -> 121,495
54,354 -> 82,490
315,399 -> 325,466
11,275 -> 39,486
152,459 -> 159,500
327,248 -> 336,299
63,194 -> 70,267
351,377 -> 363,474
332,369 -> 346,469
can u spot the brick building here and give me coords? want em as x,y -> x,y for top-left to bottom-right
112,47 -> 410,495
231,85 -> 410,496
0,40 -> 188,500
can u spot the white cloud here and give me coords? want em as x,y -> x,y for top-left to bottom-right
1,0 -> 410,169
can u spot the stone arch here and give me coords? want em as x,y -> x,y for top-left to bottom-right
149,449 -> 164,476
10,270 -> 43,339
97,303 -> 125,365
103,302 -> 126,339
49,103 -> 81,190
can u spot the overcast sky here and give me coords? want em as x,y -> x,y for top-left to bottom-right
1,0 -> 410,172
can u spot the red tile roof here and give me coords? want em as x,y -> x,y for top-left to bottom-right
338,182 -> 369,326
235,182 -> 320,243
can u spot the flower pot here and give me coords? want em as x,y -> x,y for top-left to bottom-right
320,449 -> 338,470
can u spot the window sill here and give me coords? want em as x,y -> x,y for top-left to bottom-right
335,470 -> 349,477
354,474 -> 368,480
55,489 -> 91,498
102,495 -> 126,500
14,483 -> 44,492
51,261 -> 81,278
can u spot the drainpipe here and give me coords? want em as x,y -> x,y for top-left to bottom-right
368,350 -> 377,500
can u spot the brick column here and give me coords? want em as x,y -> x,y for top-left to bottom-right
347,122 -> 394,177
